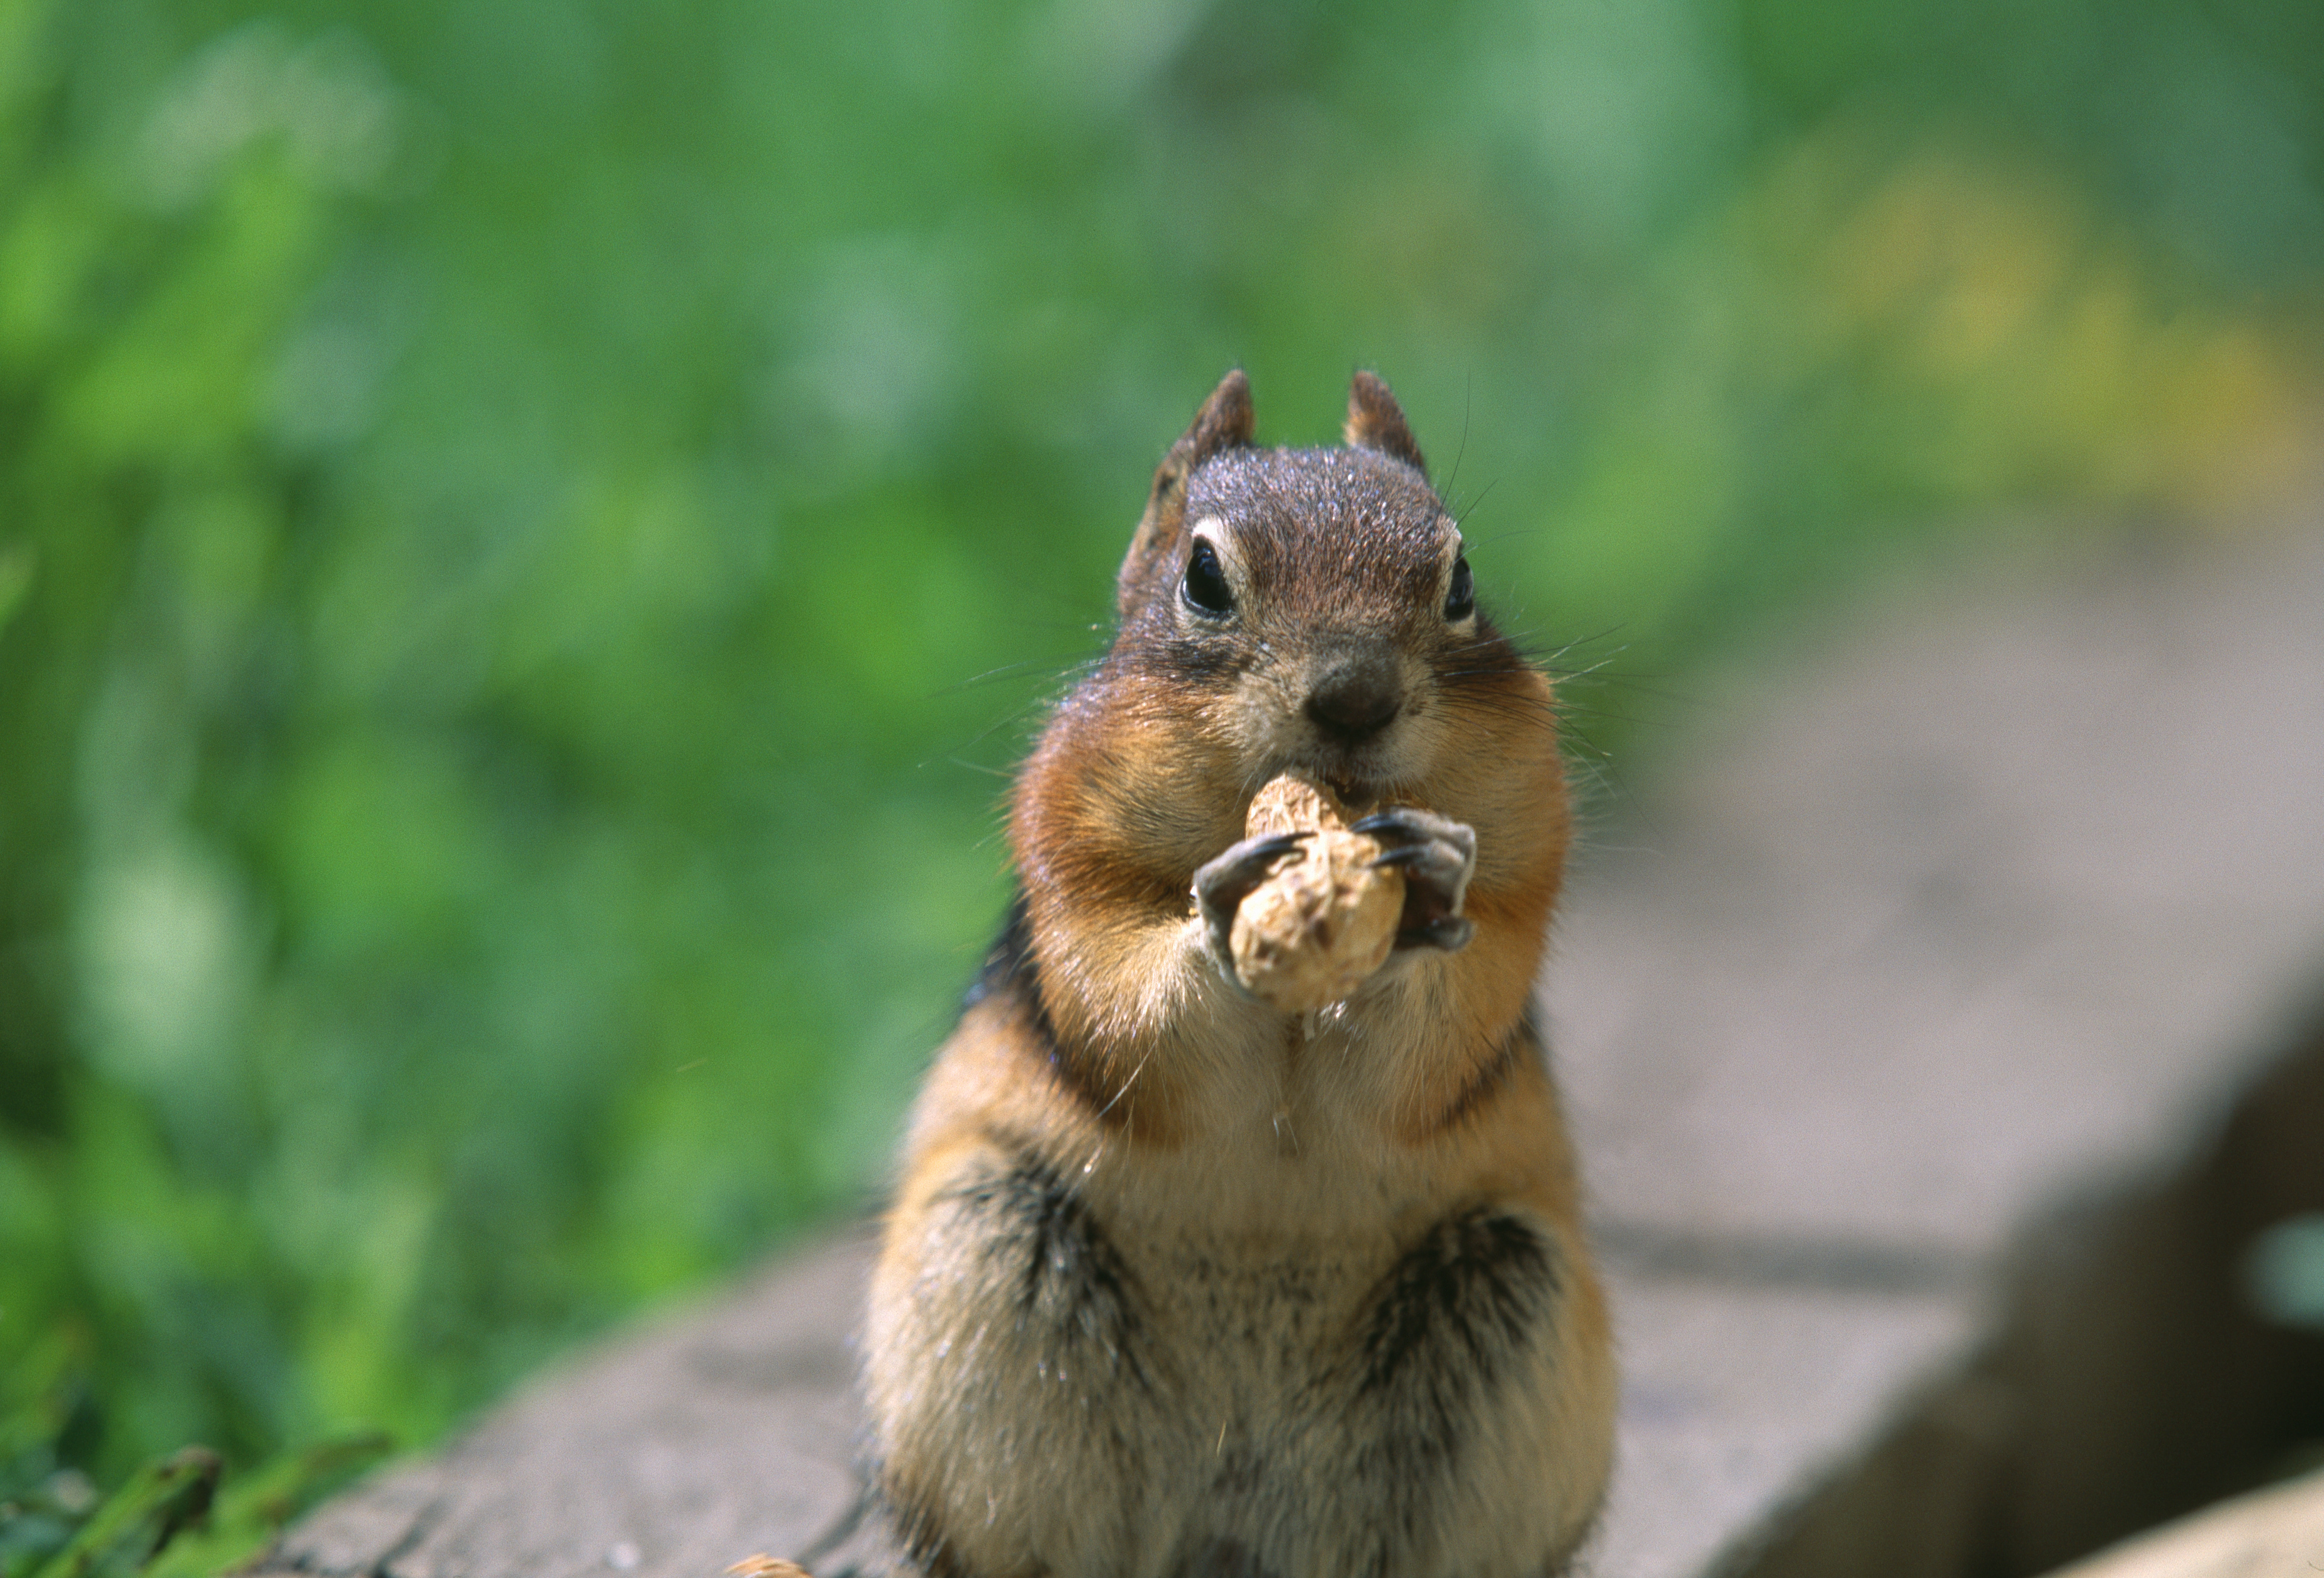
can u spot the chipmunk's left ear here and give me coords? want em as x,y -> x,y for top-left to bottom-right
1343,370 -> 1427,477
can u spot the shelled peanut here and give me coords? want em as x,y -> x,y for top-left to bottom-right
1228,773 -> 1404,1011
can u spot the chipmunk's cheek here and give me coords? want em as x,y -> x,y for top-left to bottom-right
1224,668 -> 1310,769
1377,688 -> 1450,786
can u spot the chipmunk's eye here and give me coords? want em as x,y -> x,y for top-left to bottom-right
1443,555 -> 1475,621
1182,538 -> 1234,616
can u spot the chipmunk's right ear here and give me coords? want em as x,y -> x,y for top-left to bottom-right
1344,369 -> 1427,476
1118,370 -> 1254,617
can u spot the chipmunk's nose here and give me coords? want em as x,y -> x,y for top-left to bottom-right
1305,653 -> 1404,743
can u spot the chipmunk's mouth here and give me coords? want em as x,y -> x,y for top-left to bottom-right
1294,748 -> 1411,814
1246,744 -> 1385,811
1305,716 -> 1442,809
1318,767 -> 1386,812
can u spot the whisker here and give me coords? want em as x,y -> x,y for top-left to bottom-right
1444,374 -> 1473,498
1096,1052 -> 1152,1120
931,654 -> 1095,697
1452,479 -> 1500,530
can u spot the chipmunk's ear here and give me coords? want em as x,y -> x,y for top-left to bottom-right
1118,369 -> 1255,617
1343,370 -> 1427,476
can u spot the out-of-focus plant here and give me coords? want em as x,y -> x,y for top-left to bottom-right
1532,124 -> 2322,657
0,1357 -> 389,1578
1,0 -> 369,1481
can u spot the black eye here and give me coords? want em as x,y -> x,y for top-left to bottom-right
1444,556 -> 1475,621
1182,538 -> 1233,615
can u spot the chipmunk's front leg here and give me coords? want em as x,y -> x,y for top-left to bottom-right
1320,1205 -> 1601,1577
1353,808 -> 1477,951
871,1133 -> 1159,1578
1192,831 -> 1311,966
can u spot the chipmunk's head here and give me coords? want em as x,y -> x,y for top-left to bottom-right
1108,370 -> 1538,808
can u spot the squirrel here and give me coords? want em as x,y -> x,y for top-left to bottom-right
859,370 -> 1616,1577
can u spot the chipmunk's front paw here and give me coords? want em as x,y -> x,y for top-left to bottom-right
1195,832 -> 1312,966
1353,809 -> 1477,951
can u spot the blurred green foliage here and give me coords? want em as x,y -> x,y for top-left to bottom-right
3,0 -> 2323,1545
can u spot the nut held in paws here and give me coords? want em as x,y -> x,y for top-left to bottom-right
1228,775 -> 1404,1011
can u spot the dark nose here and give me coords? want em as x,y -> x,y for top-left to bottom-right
1305,656 -> 1404,743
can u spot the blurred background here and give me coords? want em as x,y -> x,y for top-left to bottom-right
4,0 -> 2323,1557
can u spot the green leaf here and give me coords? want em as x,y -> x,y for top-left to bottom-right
27,1448 -> 216,1578
141,1432 -> 395,1578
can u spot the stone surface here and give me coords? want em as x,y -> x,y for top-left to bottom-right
2043,1466 -> 2324,1578
1553,530 -> 2324,1573
267,1234 -> 880,1578
1558,531 -> 2324,1260
1590,1269 -> 1981,1578
256,527 -> 2324,1578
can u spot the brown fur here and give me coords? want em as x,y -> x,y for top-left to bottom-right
865,373 -> 1616,1578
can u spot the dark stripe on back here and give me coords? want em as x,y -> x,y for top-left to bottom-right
962,891 -> 1123,1125
1413,1003 -> 1540,1140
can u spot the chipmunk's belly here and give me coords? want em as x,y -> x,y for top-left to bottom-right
1143,1231 -> 1381,1437
871,1144 -> 1606,1578
1095,1219 -> 1593,1578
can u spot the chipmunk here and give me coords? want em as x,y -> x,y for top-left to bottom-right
860,371 -> 1616,1577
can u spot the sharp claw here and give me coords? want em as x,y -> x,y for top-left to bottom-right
1197,833 -> 1311,904
1368,845 -> 1436,872
1196,831 -> 1320,973
1243,831 -> 1312,861
1204,834 -> 1311,898
1350,812 -> 1413,840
